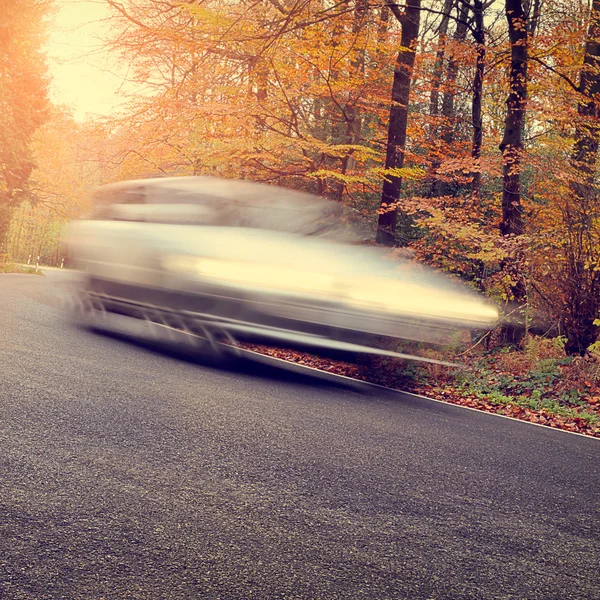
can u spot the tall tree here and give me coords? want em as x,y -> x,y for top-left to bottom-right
341,0 -> 369,177
470,0 -> 486,195
429,0 -> 471,198
439,1 -> 470,147
499,0 -> 529,236
429,0 -> 453,119
376,0 -> 421,246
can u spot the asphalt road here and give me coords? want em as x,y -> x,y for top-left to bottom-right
1,272 -> 599,600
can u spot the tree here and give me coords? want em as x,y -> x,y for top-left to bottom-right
499,0 -> 528,237
470,0 -> 487,196
376,0 -> 421,246
429,0 -> 453,120
429,0 -> 471,198
0,0 -> 50,250
4,107 -> 106,265
102,0 -> 398,218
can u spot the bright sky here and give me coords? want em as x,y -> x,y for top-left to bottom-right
46,0 -> 128,121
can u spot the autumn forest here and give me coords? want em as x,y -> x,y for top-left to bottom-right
3,0 -> 600,363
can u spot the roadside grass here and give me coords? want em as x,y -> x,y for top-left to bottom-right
0,253 -> 44,275
0,262 -> 44,275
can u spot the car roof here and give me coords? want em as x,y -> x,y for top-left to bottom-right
93,176 -> 370,242
95,176 -> 325,205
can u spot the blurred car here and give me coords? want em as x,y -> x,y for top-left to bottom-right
65,176 -> 498,363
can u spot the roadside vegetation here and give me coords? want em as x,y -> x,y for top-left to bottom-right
0,255 -> 43,275
396,335 -> 600,437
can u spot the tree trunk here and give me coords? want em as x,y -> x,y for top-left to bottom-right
429,0 -> 453,119
527,0 -> 542,38
499,0 -> 528,236
376,4 -> 390,61
571,0 -> 600,199
430,1 -> 469,197
0,205 -> 13,256
471,0 -> 485,196
13,208 -> 25,260
440,3 -> 469,146
376,0 -> 421,246
563,0 -> 600,355
341,0 -> 369,179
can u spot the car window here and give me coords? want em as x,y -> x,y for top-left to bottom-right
120,186 -> 146,204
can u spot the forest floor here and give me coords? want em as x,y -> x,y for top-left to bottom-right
238,334 -> 600,438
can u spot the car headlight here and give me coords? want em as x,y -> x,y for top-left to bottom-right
344,278 -> 498,324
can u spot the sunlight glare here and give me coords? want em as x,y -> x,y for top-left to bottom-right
46,0 -> 128,121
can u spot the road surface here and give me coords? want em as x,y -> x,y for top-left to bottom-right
1,272 -> 599,599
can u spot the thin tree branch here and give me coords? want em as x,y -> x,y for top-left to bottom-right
529,55 -> 581,93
